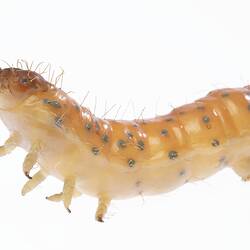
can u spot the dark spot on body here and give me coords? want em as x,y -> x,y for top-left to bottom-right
101,134 -> 109,143
126,131 -> 133,139
55,116 -> 63,128
43,99 -> 61,108
179,169 -> 186,176
202,115 -> 210,124
161,129 -> 168,136
179,111 -> 185,115
20,78 -> 29,84
211,139 -> 220,147
221,92 -> 229,97
168,150 -> 178,160
128,159 -> 136,167
248,104 -> 250,111
166,117 -> 174,122
85,123 -> 92,130
137,140 -> 144,151
92,147 -> 100,155
117,139 -> 126,148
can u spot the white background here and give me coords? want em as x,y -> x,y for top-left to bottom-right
0,0 -> 250,249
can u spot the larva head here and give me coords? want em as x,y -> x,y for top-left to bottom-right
0,68 -> 50,109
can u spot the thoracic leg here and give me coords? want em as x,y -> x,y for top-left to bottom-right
231,157 -> 250,181
0,132 -> 20,156
23,142 -> 41,179
63,177 -> 76,213
95,194 -> 111,222
21,170 -> 47,196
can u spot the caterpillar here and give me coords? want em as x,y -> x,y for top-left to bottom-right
0,63 -> 250,222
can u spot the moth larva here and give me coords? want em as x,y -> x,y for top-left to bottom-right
0,65 -> 249,222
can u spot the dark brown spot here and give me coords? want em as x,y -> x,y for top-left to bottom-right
126,131 -> 133,139
166,117 -> 174,122
43,99 -> 61,108
128,159 -> 136,167
137,140 -> 145,151
211,139 -> 220,147
55,116 -> 63,128
161,129 -> 168,136
101,134 -> 109,143
202,115 -> 210,123
85,123 -> 92,130
117,139 -> 126,148
21,78 -> 29,84
248,104 -> 250,111
168,150 -> 178,160
179,169 -> 186,176
92,147 -> 100,155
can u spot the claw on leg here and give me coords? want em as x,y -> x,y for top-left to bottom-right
95,194 -> 111,222
0,132 -> 20,156
21,170 -> 47,196
63,177 -> 76,213
23,142 -> 41,179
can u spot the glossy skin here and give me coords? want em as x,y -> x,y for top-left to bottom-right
0,67 -> 249,222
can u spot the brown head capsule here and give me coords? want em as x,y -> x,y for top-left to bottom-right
0,68 -> 50,109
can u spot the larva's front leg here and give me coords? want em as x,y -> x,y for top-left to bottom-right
0,132 -> 20,156
23,142 -> 41,179
62,177 -> 76,213
95,194 -> 111,222
21,170 -> 47,196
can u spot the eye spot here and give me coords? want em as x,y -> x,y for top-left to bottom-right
20,78 -> 29,84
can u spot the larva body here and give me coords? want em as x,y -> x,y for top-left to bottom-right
0,66 -> 249,222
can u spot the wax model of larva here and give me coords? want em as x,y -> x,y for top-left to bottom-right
0,65 -> 249,222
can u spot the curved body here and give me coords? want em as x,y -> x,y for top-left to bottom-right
0,66 -> 249,221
